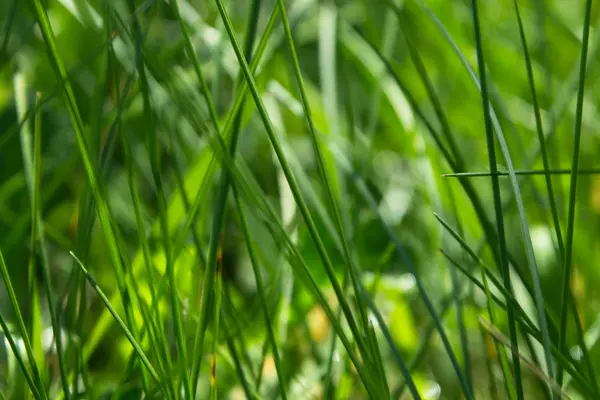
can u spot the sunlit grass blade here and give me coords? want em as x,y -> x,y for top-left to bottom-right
13,73 -> 47,398
480,316 -> 573,400
15,72 -> 71,397
70,252 -> 159,384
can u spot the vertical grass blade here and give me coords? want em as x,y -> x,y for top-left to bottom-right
557,0 -> 594,388
470,1 -> 524,397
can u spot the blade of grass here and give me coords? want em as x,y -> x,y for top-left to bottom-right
480,316 -> 573,400
70,252 -> 160,384
471,1 -> 525,396
446,183 -> 473,394
0,250 -> 44,400
233,186 -> 287,399
13,73 -> 48,398
1,0 -> 18,54
557,0 -> 594,388
0,306 -> 41,398
442,169 -> 600,177
30,92 -> 47,392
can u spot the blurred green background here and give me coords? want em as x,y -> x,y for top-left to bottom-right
1,0 -> 600,399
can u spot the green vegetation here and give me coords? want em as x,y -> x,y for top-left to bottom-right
1,0 -> 599,398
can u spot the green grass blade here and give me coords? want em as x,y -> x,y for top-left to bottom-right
234,187 -> 287,399
70,252 -> 160,384
0,250 -> 43,400
470,1 -> 525,396
442,169 -> 600,177
13,73 -> 48,398
557,0 -> 594,388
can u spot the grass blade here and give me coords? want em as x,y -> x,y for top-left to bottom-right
70,253 -> 159,384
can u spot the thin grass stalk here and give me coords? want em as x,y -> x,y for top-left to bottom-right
30,92 -> 46,392
233,186 -> 287,399
0,251 -> 43,400
28,109 -> 71,399
70,253 -> 160,383
470,1 -> 524,397
14,74 -> 48,398
558,0 -> 594,388
446,184 -> 473,394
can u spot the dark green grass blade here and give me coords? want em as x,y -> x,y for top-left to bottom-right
1,0 -> 18,54
442,169 -> 600,177
557,0 -> 595,388
471,1 -> 524,397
